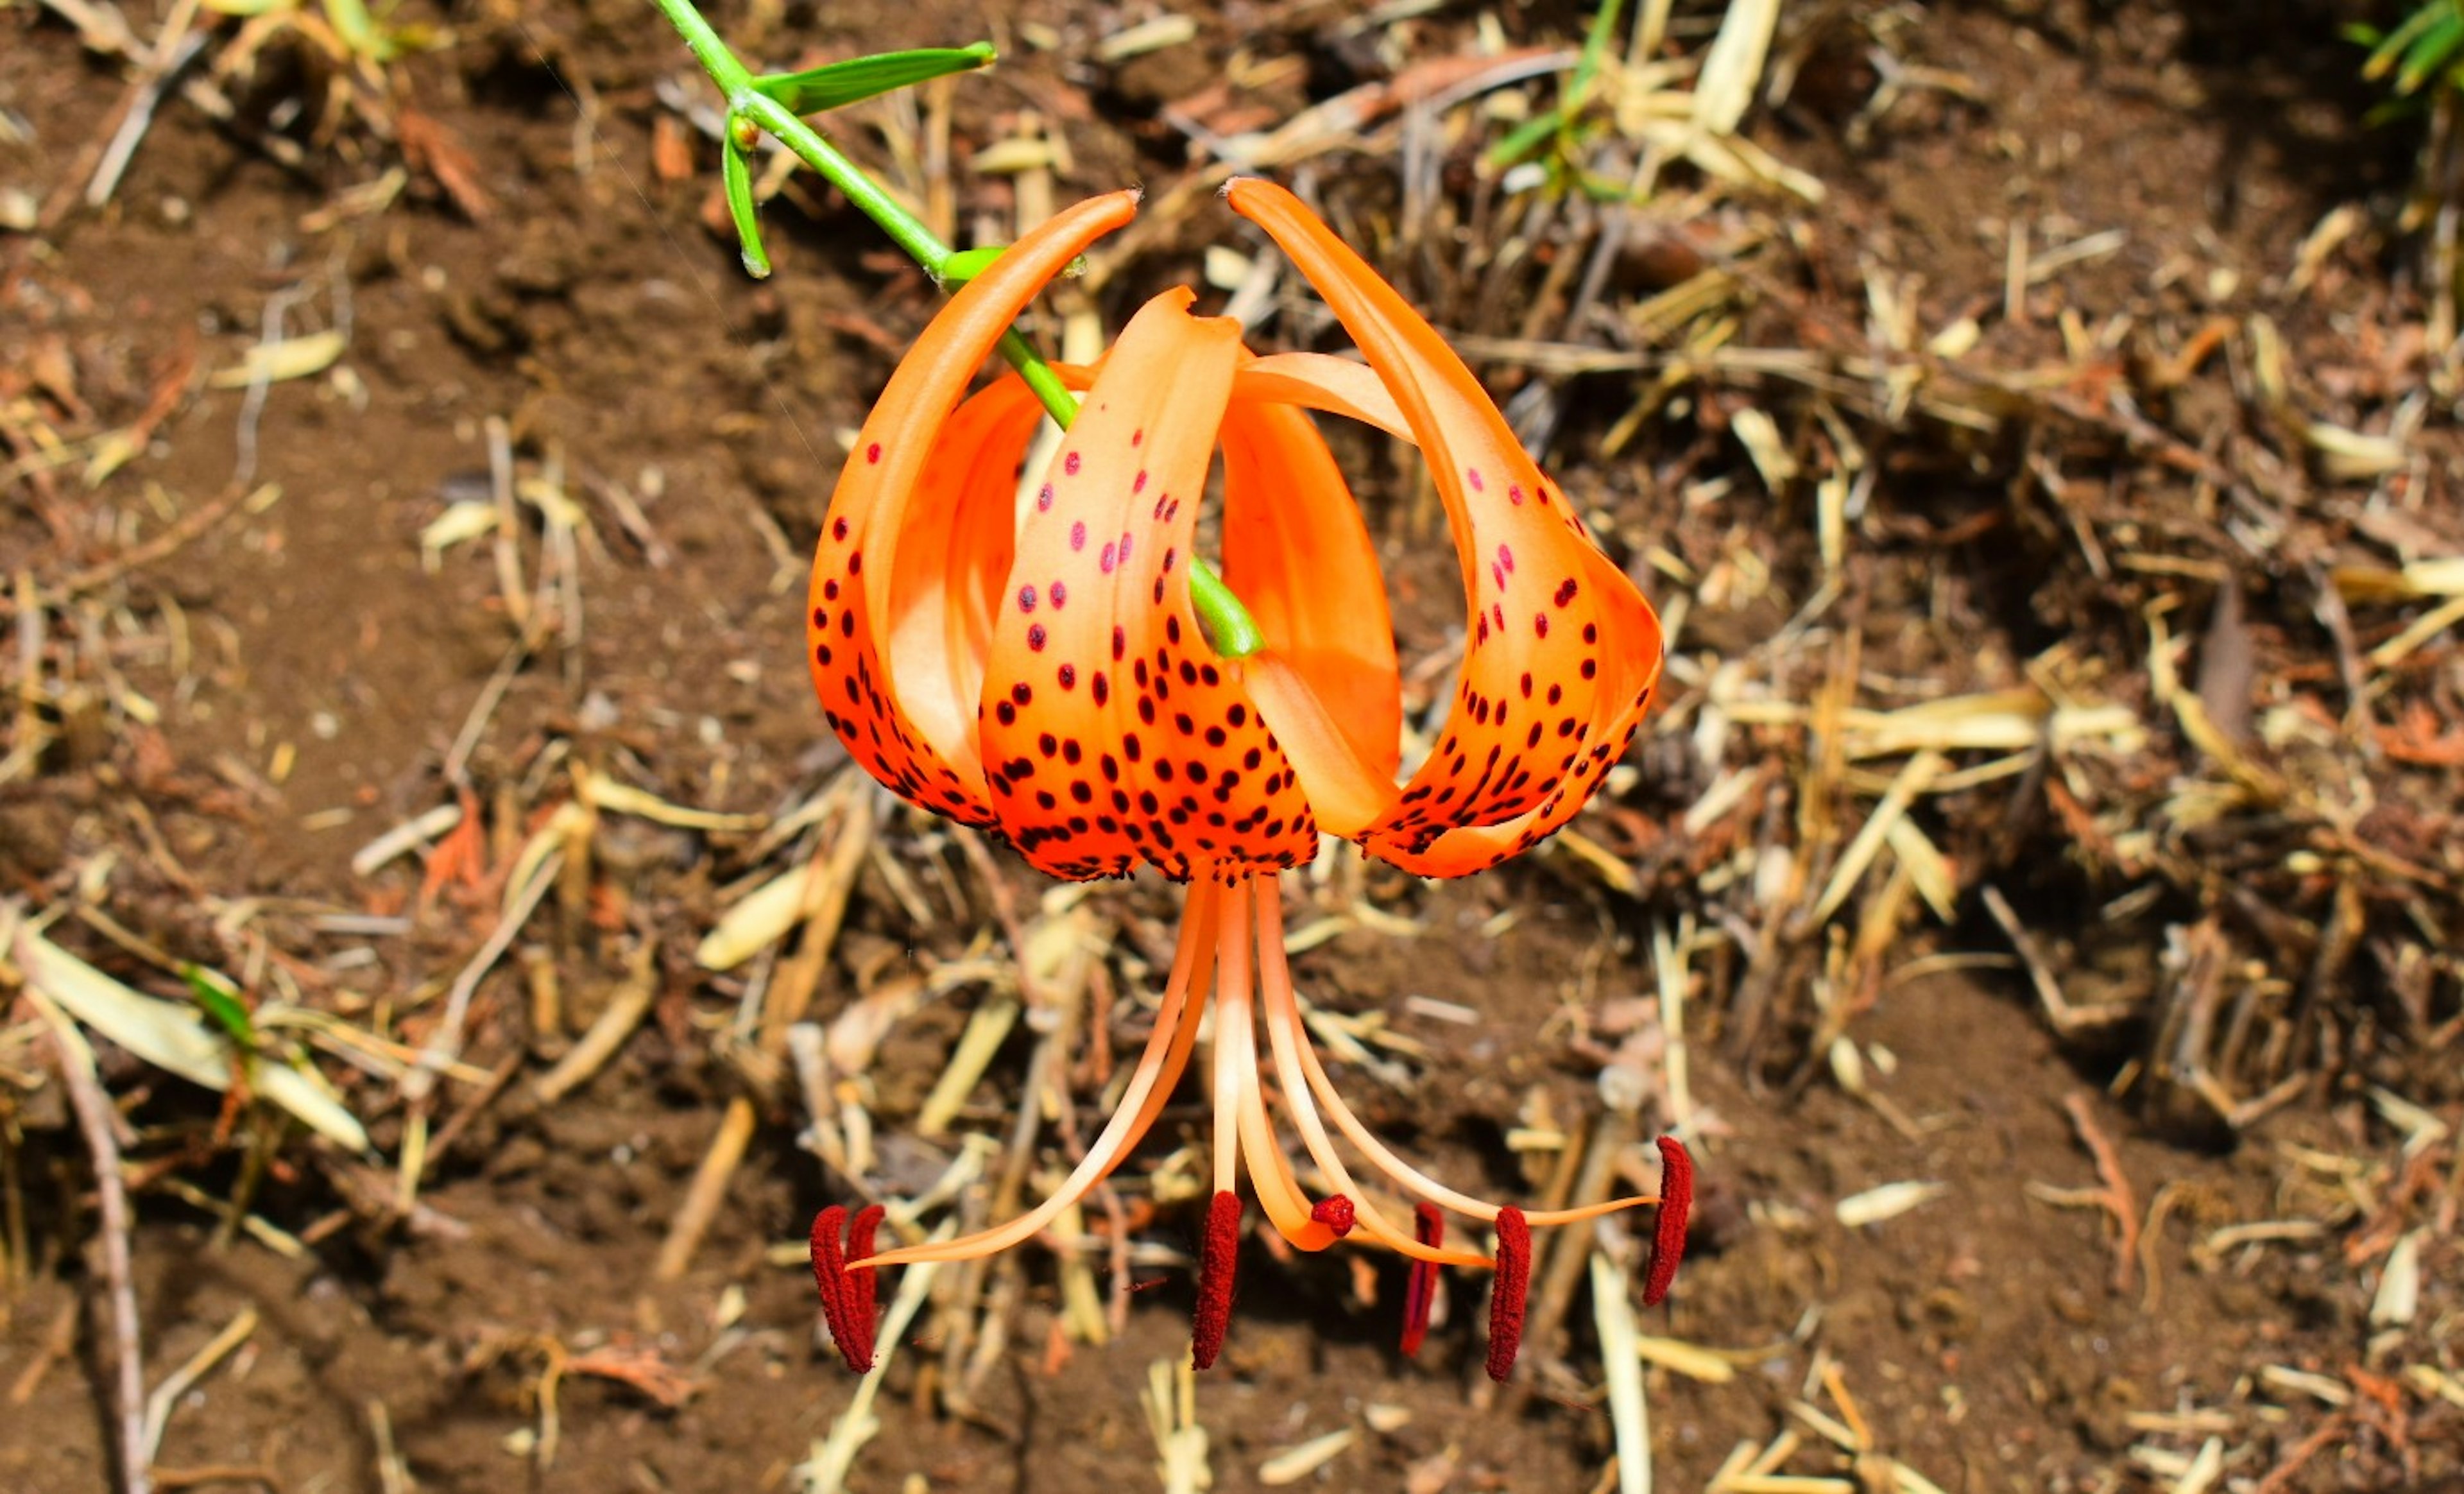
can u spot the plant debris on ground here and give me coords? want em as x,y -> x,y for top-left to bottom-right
2,0 -> 2460,1490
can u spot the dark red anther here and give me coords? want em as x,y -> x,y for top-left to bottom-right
844,1204 -> 886,1369
1399,1202 -> 1444,1357
1641,1135 -> 1694,1307
1310,1194 -> 1356,1238
1484,1206 -> 1532,1383
810,1205 -> 871,1372
1191,1190 -> 1244,1370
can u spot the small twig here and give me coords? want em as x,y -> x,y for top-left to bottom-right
45,1020 -> 153,1494
87,30 -> 208,208
485,415 -> 531,633
2252,1411 -> 2348,1494
1983,884 -> 2129,1035
140,1307 -> 258,1465
654,1094 -> 758,1280
2060,1092 -> 2141,1293
403,847 -> 565,1104
8,1296 -> 82,1406
367,1399 -> 411,1494
230,281 -> 317,488
441,637 -> 529,787
759,792 -> 875,1058
534,938 -> 661,1103
1591,1251 -> 1652,1494
0,486 -> 255,622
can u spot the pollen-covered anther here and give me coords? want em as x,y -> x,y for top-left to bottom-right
1399,1203 -> 1444,1357
1192,1190 -> 1244,1370
844,1204 -> 886,1364
809,1204 -> 884,1373
1309,1194 -> 1356,1238
1642,1135 -> 1694,1307
1484,1206 -> 1532,1383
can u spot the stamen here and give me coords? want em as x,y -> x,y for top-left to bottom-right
1309,1194 -> 1355,1237
1192,1190 -> 1244,1370
1484,1206 -> 1531,1383
1251,897 -> 1656,1237
1400,1203 -> 1444,1357
1642,1135 -> 1694,1307
1251,891 -> 1488,1268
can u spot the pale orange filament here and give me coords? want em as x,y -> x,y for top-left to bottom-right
859,866 -> 1657,1278
1209,878 -> 1246,1199
1256,886 -> 1664,1233
857,879 -> 1220,1270
1252,887 -> 1489,1267
1217,878 -> 1341,1252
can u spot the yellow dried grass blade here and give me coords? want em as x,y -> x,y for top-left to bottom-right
209,329 -> 346,388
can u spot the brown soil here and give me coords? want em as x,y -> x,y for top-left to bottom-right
3,2 -> 2458,1493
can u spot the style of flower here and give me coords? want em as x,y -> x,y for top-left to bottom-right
805,180 -> 1690,1380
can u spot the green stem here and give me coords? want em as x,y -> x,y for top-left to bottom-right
647,0 -> 1262,658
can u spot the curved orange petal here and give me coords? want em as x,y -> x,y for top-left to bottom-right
1235,352 -> 1406,437
809,191 -> 1138,825
1240,653 -> 1393,837
1226,180 -> 1663,875
882,375 -> 1048,789
975,289 -> 1319,881
1367,535 -> 1663,875
1220,381 -> 1401,783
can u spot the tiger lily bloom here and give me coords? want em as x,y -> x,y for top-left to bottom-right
805,180 -> 1688,1380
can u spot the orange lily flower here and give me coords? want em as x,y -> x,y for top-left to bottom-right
805,180 -> 1689,1380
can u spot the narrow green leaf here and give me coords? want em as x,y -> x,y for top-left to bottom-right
2397,9 -> 2464,94
1485,0 -> 1622,173
751,43 -> 995,117
721,121 -> 771,279
2365,3 -> 2446,80
1566,0 -> 1627,110
178,965 -> 257,1052
1485,108 -> 1568,173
